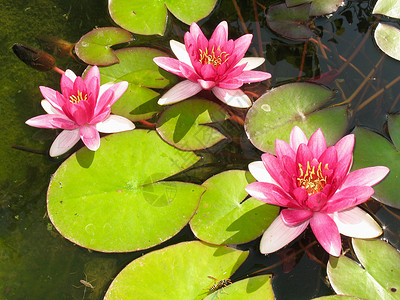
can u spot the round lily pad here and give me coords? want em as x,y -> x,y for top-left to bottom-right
108,0 -> 217,35
313,296 -> 366,300
47,130 -> 204,252
351,124 -> 400,209
156,98 -> 229,151
244,82 -> 348,154
75,27 -> 134,66
374,23 -> 400,62
97,47 -> 178,121
204,275 -> 274,300
327,238 -> 400,300
190,170 -> 279,245
104,241 -> 249,299
266,3 -> 314,40
286,0 -> 343,16
373,0 -> 400,19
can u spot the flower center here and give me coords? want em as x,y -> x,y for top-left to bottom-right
199,46 -> 229,67
297,161 -> 328,195
69,90 -> 88,104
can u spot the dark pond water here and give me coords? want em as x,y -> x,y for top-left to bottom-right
1,0 -> 399,299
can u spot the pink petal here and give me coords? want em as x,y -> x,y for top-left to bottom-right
209,21 -> 228,47
79,125 -> 100,151
335,134 -> 354,162
84,66 -> 100,100
199,64 -> 217,80
296,143 -> 314,167
95,115 -> 135,133
217,79 -> 243,89
245,182 -> 301,209
235,57 -> 265,70
158,80 -> 202,105
234,70 -> 272,83
60,72 -> 74,96
323,186 -> 374,213
49,129 -> 80,157
64,69 -> 77,81
340,166 -> 390,189
248,161 -> 279,185
331,207 -> 382,238
39,86 -> 63,110
261,153 -> 292,191
41,100 -> 61,115
310,212 -> 341,257
260,215 -> 309,254
275,139 -> 295,160
290,126 -> 308,152
198,79 -> 216,89
281,208 -> 313,225
233,34 -> 253,61
318,146 -> 338,170
105,81 -> 129,107
26,114 -> 76,130
189,22 -> 206,41
153,57 -> 187,77
307,128 -> 327,159
94,88 -> 114,116
211,87 -> 252,108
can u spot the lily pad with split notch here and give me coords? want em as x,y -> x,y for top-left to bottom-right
104,241 -> 249,299
190,170 -> 279,245
245,82 -> 348,154
75,27 -> 134,66
47,130 -> 204,252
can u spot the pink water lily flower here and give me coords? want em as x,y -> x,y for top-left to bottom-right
26,66 -> 135,157
153,21 -> 271,108
245,126 -> 389,257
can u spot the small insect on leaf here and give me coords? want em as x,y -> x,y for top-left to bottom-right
207,275 -> 232,298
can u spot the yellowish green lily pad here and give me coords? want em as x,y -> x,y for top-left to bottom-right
373,0 -> 400,19
190,170 -> 279,245
75,27 -> 134,66
47,130 -> 204,252
244,82 -> 347,154
374,23 -> 400,61
104,241 -> 249,299
327,238 -> 400,300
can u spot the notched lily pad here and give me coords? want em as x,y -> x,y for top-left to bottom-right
373,0 -> 400,19
47,130 -> 204,252
244,82 -> 348,154
190,170 -> 279,245
327,238 -> 400,300
105,241 -> 249,299
75,27 -> 134,66
374,23 -> 400,62
286,0 -> 343,16
108,0 -> 217,35
97,47 -> 178,121
156,98 -> 229,151
351,120 -> 400,209
266,3 -> 314,40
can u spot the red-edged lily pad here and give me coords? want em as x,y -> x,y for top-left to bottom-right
108,0 -> 217,35
245,82 -> 348,154
156,98 -> 229,151
47,130 -> 204,252
190,170 -> 279,245
286,0 -> 343,16
75,27 -> 133,66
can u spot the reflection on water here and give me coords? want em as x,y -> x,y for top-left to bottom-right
1,0 -> 399,299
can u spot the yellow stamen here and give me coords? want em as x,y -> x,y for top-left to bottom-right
69,90 -> 88,104
297,161 -> 328,195
199,46 -> 229,67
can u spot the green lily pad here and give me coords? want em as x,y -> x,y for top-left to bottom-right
244,82 -> 348,154
266,3 -> 314,40
351,123 -> 400,209
286,0 -> 343,16
190,170 -> 279,245
327,238 -> 400,300
204,275 -> 274,300
104,241 -> 249,299
75,27 -> 134,66
156,98 -> 229,151
47,130 -> 204,252
374,23 -> 400,61
97,47 -> 178,121
313,296 -> 366,300
108,0 -> 217,35
373,0 -> 400,19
